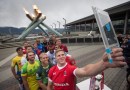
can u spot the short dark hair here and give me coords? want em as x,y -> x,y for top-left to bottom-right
48,38 -> 54,45
55,38 -> 61,44
16,47 -> 23,52
25,45 -> 33,49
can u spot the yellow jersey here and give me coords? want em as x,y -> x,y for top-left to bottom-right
21,60 -> 40,90
11,55 -> 23,71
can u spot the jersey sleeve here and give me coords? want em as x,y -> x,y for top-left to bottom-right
69,65 -> 77,76
21,57 -> 27,66
36,66 -> 42,80
48,66 -> 55,82
21,63 -> 28,76
11,58 -> 16,67
64,45 -> 68,53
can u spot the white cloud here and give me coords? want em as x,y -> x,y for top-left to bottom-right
0,0 -> 129,28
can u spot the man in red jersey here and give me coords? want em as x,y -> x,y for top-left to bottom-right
55,38 -> 68,54
47,48 -> 126,90
22,41 -> 30,54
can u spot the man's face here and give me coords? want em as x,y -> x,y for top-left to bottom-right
17,49 -> 23,55
52,36 -> 56,40
43,37 -> 47,42
56,51 -> 66,65
26,47 -> 33,53
27,52 -> 35,61
36,39 -> 40,44
55,46 -> 60,50
24,42 -> 28,48
33,43 -> 37,48
40,54 -> 49,65
124,38 -> 128,43
48,45 -> 54,53
56,40 -> 62,46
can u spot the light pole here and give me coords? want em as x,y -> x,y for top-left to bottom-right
53,23 -> 56,29
63,18 -> 66,30
57,21 -> 60,29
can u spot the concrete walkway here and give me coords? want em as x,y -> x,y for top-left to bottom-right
0,52 -> 17,67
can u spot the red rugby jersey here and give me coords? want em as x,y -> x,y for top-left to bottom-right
48,63 -> 77,90
60,44 -> 68,53
65,56 -> 76,65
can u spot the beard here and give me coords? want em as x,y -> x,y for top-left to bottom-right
29,58 -> 35,63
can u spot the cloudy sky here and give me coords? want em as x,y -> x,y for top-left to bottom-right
0,0 -> 129,28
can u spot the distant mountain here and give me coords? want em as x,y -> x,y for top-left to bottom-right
0,27 -> 44,35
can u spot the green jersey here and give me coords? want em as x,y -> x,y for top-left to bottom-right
36,63 -> 53,85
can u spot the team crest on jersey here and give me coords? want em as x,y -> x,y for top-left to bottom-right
53,72 -> 56,75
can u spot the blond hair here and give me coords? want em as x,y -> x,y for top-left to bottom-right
55,49 -> 64,56
39,53 -> 48,59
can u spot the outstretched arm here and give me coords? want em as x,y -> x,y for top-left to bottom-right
75,48 -> 126,77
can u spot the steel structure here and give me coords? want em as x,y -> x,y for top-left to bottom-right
17,5 -> 62,40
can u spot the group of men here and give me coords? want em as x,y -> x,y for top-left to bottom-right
11,36 -> 73,90
11,35 -> 126,90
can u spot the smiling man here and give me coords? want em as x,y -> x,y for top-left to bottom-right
47,48 -> 126,90
11,47 -> 24,90
36,53 -> 53,90
21,52 -> 40,90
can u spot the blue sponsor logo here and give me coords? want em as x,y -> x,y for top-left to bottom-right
105,23 -> 111,31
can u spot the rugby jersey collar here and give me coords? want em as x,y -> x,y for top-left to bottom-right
57,63 -> 67,70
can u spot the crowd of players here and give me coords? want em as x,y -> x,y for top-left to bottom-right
10,34 -> 127,90
11,35 -> 76,90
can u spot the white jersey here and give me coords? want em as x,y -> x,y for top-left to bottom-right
46,50 -> 56,65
